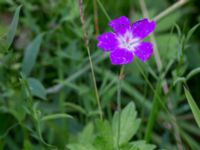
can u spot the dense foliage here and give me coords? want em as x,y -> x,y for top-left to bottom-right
0,0 -> 200,149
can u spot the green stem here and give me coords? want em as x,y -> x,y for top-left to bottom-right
79,0 -> 103,120
135,60 -> 176,122
117,79 -> 121,150
57,45 -> 65,113
153,0 -> 189,22
144,80 -> 161,142
96,0 -> 111,21
57,46 -> 68,138
117,65 -> 125,150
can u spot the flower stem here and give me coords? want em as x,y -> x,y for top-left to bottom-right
117,65 -> 125,150
78,0 -> 103,120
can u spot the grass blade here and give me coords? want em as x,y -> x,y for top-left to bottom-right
42,114 -> 73,121
22,34 -> 43,76
144,81 -> 161,142
6,5 -> 22,47
184,87 -> 200,128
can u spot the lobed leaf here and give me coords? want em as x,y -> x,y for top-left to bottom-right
112,102 -> 141,147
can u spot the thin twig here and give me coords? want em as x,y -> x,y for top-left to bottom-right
78,0 -> 103,120
153,0 -> 189,22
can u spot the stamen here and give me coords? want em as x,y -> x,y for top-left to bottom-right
117,30 -> 140,51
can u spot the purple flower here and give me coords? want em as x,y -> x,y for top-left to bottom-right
97,16 -> 156,65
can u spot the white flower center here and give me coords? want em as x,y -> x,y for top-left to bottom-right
117,30 -> 140,51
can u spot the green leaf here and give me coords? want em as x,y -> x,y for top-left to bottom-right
94,120 -> 113,150
67,143 -> 97,150
174,24 -> 182,38
22,34 -> 43,76
0,113 -> 18,138
156,11 -> 181,32
0,22 -> 7,37
6,5 -> 22,47
112,102 -> 141,147
0,38 -> 9,53
64,102 -> 87,115
186,67 -> 200,81
172,67 -> 200,86
78,122 -> 94,144
42,113 -> 72,121
60,0 -> 79,22
186,47 -> 200,68
173,77 -> 186,86
23,140 -> 33,150
129,141 -> 156,150
186,23 -> 200,43
27,78 -> 47,100
180,122 -> 200,136
180,129 -> 200,150
156,33 -> 179,65
184,87 -> 200,128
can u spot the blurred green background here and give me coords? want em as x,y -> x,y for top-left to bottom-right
0,0 -> 200,149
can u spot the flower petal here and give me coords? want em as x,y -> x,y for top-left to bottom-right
109,48 -> 133,65
132,18 -> 155,39
97,32 -> 118,51
108,16 -> 130,34
134,42 -> 153,62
